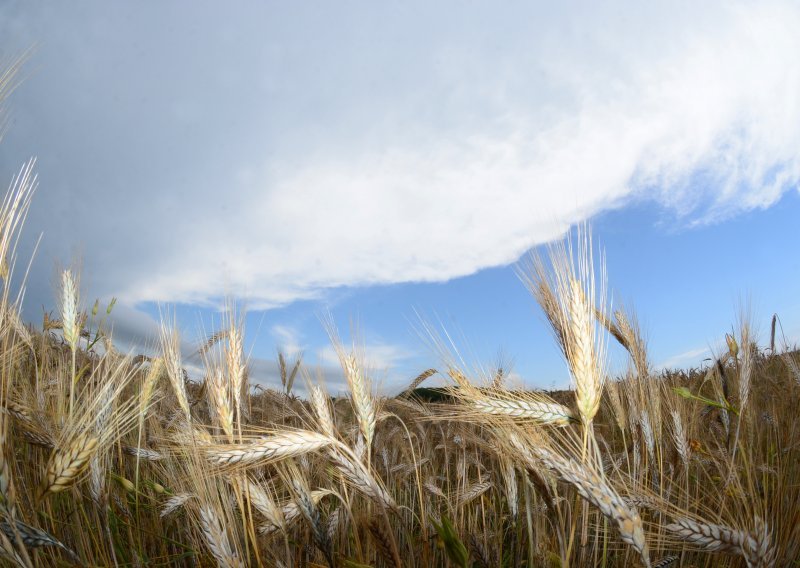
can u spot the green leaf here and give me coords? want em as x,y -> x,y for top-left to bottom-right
342,560 -> 375,568
671,387 -> 739,416
432,516 -> 469,568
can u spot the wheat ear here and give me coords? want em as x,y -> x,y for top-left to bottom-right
199,506 -> 243,568
206,430 -> 332,466
509,436 -> 649,566
344,354 -> 376,451
0,519 -> 79,563
310,384 -> 336,438
159,322 -> 192,423
473,397 -> 575,425
40,432 -> 98,498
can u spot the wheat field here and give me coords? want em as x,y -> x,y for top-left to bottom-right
0,58 -> 798,568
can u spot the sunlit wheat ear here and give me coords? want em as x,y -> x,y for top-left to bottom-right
743,516 -> 776,568
670,411 -> 690,469
139,357 -> 163,418
328,449 -> 397,511
207,367 -> 234,439
258,490 -> 333,536
240,478 -> 281,525
59,270 -> 79,348
473,397 -> 575,426
398,368 -> 437,397
159,321 -> 192,423
326,506 -> 342,543
518,256 -> 568,357
343,354 -> 376,451
605,379 -> 627,432
160,493 -> 194,518
738,318 -> 754,412
501,459 -> 518,520
665,517 -> 746,554
40,432 -> 98,498
639,410 -> 655,464
668,516 -> 776,568
424,478 -> 446,498
89,373 -> 116,504
567,278 -> 602,425
122,445 -> 163,461
224,303 -> 246,429
198,506 -> 243,568
206,430 -> 333,467
310,384 -> 336,438
509,436 -> 650,567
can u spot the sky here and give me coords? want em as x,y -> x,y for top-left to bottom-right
0,1 -> 798,395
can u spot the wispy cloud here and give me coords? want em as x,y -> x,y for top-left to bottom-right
657,346 -> 713,371
2,1 -> 799,312
318,341 -> 415,390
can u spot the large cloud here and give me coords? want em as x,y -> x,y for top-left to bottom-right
0,1 -> 798,312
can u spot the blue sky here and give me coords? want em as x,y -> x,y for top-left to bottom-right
1,1 -> 798,394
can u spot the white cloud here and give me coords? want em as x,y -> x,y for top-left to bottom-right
1,1 -> 798,311
318,342 -> 413,371
269,324 -> 304,358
